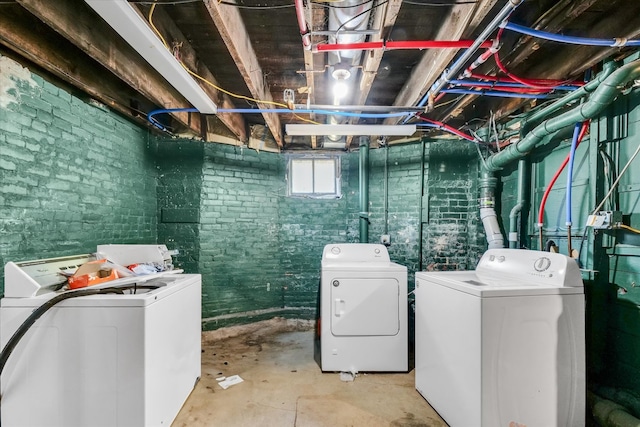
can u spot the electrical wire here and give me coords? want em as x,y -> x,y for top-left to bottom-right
592,141 -> 640,215
415,116 -> 478,142
147,4 -> 319,125
334,0 -> 388,36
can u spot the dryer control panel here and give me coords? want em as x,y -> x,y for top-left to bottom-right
322,243 -> 390,264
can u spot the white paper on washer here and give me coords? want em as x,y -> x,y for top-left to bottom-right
218,374 -> 244,389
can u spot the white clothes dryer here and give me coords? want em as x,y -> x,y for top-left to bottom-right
319,243 -> 407,372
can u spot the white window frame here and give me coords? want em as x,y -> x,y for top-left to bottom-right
286,154 -> 342,199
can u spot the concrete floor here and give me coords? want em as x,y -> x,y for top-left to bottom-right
173,318 -> 447,427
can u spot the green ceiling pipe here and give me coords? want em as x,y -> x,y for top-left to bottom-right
359,136 -> 370,243
508,159 -> 528,249
520,61 -> 618,136
485,59 -> 640,173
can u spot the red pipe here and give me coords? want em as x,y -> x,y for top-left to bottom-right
417,116 -> 477,142
452,81 -> 550,94
295,0 -> 311,49
315,39 -> 494,52
469,73 -> 582,86
537,121 -> 590,225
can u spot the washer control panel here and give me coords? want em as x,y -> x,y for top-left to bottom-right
475,249 -> 583,288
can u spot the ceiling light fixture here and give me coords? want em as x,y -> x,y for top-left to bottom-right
286,124 -> 417,136
84,0 -> 217,114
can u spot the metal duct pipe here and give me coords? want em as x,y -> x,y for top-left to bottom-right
508,159 -> 528,249
326,0 -> 373,145
359,136 -> 370,243
485,59 -> 640,172
479,173 -> 504,249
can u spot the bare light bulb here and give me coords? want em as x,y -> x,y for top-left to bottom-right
333,81 -> 348,99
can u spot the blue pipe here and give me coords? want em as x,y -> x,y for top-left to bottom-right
147,107 -> 415,131
566,123 -> 582,226
441,88 -> 551,99
504,22 -> 640,47
448,79 -> 579,91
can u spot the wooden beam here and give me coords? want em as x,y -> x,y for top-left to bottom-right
15,0 -> 204,135
345,0 -> 403,149
202,0 -> 284,147
134,4 -> 248,142
0,6 -> 190,133
385,0 -> 498,124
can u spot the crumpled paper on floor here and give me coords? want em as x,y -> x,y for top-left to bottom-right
218,374 -> 244,389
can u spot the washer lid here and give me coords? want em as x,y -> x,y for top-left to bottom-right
0,274 -> 200,308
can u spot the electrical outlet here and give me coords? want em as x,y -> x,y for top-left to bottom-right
586,211 -> 622,229
381,234 -> 391,245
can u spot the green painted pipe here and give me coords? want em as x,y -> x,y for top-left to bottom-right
508,159 -> 528,248
520,61 -> 618,136
359,136 -> 370,243
485,60 -> 640,172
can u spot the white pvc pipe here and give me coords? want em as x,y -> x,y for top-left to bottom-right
481,207 -> 505,249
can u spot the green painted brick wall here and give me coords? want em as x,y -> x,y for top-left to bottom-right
198,143 -> 284,328
0,56 -> 157,294
155,140 -> 203,273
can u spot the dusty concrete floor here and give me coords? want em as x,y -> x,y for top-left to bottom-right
173,318 -> 447,427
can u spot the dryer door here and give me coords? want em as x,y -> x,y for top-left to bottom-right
330,278 -> 399,336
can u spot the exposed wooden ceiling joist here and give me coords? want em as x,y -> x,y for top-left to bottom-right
202,0 -> 284,147
136,4 -> 248,142
14,0 -> 205,136
0,6 -> 178,133
386,0 -> 499,124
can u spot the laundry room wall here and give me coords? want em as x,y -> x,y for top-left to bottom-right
0,55 -> 158,295
497,84 -> 640,396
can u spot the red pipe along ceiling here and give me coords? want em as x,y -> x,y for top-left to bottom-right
314,40 -> 494,52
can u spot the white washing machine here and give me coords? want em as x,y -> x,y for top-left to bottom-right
1,245 -> 201,427
319,243 -> 407,372
415,249 -> 585,427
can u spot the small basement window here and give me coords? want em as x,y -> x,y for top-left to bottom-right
287,155 -> 341,198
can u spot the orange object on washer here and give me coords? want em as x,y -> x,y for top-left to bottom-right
68,259 -> 118,289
